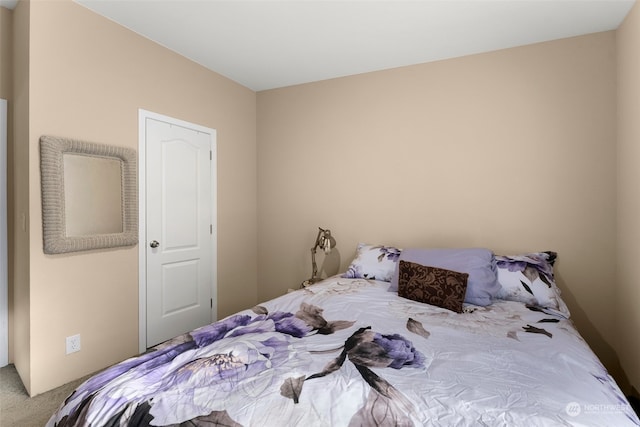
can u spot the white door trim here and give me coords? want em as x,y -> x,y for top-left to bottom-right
1,99 -> 8,367
138,109 -> 217,354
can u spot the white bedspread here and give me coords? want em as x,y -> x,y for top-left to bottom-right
47,278 -> 640,427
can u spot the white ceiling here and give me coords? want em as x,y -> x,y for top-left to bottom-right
5,1 -> 637,91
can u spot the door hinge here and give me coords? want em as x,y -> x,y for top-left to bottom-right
210,298 -> 213,309
210,150 -> 212,160
210,224 -> 213,234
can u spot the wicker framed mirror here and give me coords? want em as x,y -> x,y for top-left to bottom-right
40,135 -> 138,254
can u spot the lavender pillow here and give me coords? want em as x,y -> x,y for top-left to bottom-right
342,243 -> 402,282
389,248 -> 500,307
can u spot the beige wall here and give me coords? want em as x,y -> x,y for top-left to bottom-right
15,0 -> 257,395
617,1 -> 640,393
258,32 -> 624,384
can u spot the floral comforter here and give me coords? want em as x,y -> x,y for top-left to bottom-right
47,278 -> 639,427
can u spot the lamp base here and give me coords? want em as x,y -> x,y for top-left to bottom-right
301,277 -> 323,288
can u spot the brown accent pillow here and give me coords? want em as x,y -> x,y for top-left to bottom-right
397,260 -> 469,313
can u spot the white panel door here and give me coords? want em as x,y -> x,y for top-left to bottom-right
145,117 -> 214,347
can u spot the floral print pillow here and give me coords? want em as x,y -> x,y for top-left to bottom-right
495,251 -> 570,317
342,243 -> 401,282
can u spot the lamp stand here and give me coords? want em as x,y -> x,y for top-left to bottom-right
302,227 -> 336,287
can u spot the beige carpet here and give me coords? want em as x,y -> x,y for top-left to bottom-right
0,364 -> 89,427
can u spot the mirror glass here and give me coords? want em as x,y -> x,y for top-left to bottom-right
63,154 -> 123,236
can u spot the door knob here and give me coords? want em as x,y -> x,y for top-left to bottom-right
150,240 -> 160,248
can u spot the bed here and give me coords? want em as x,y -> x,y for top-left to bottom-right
47,246 -> 640,426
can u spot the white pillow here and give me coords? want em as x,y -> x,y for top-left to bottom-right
495,251 -> 570,318
342,243 -> 401,282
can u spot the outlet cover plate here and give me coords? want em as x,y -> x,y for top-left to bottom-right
66,334 -> 81,354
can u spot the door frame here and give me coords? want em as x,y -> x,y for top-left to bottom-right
138,109 -> 217,353
1,99 -> 7,367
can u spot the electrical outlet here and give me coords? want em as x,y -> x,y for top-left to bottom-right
66,334 -> 81,354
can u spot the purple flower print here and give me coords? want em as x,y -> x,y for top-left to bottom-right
282,327 -> 423,425
371,333 -> 425,369
378,246 -> 401,262
496,252 -> 556,288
